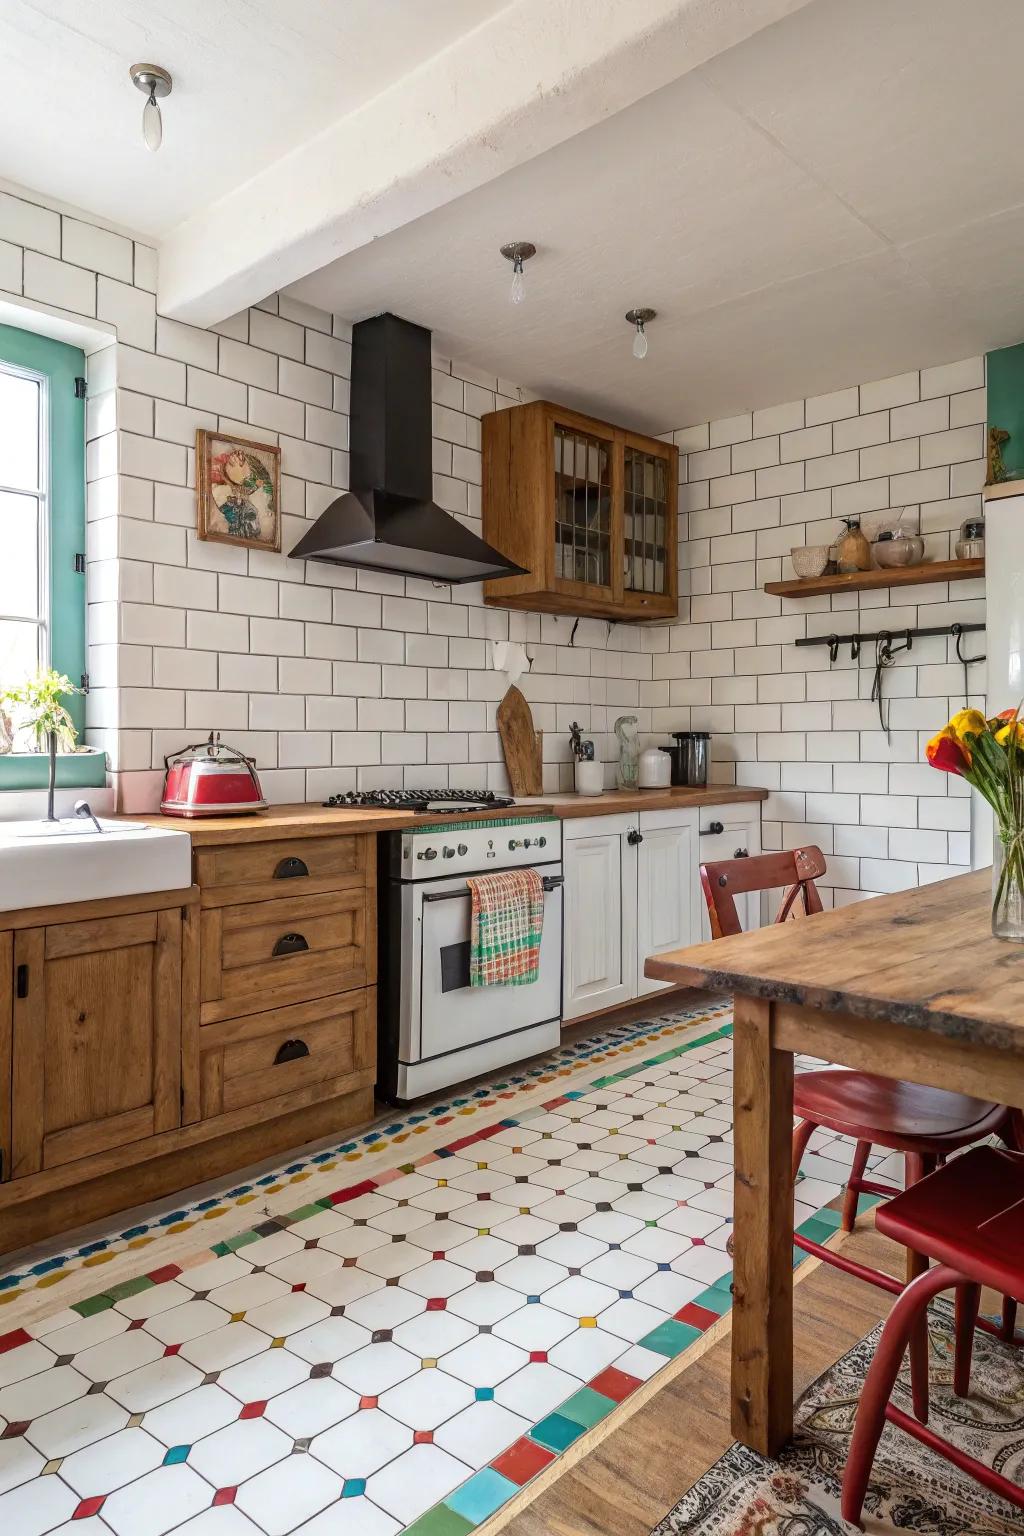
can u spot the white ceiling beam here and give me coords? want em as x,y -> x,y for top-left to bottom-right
158,0 -> 814,327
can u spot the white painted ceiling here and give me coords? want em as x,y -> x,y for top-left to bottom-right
287,0 -> 1024,431
0,0 -> 510,235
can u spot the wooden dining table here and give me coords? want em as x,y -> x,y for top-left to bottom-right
644,868 -> 1024,1457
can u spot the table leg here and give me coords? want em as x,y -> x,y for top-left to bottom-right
731,993 -> 795,1455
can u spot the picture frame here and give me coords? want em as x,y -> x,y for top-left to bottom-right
195,428 -> 281,552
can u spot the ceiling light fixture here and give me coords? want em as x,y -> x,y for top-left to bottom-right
130,63 -> 173,152
625,307 -> 656,360
499,241 -> 536,305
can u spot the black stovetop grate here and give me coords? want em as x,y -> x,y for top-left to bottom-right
323,788 -> 515,811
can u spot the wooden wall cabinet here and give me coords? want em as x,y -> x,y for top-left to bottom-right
482,400 -> 678,621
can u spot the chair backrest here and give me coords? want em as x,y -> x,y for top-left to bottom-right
700,845 -> 827,939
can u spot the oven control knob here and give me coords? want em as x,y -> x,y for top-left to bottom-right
457,843 -> 468,856
417,847 -> 438,861
523,838 -> 532,848
442,846 -> 455,858
509,838 -> 523,849
537,836 -> 547,848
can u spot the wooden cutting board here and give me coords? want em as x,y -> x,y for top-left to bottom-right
497,685 -> 543,796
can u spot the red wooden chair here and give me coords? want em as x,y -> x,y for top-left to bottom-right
842,1146 -> 1024,1525
700,847 -> 1016,1400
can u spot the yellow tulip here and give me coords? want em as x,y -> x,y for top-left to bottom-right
995,719 -> 1024,749
948,708 -> 988,743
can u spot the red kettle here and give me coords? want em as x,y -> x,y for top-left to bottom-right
161,732 -> 268,817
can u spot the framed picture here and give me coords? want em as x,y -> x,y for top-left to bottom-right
195,429 -> 281,552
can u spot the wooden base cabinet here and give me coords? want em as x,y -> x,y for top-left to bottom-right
11,908 -> 182,1178
562,803 -> 760,1022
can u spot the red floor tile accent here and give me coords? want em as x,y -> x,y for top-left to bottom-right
213,1487 -> 238,1506
413,1430 -> 434,1444
147,1264 -> 182,1284
445,1122 -> 507,1155
426,1298 -> 447,1311
359,1396 -> 378,1410
528,1350 -> 548,1363
330,1179 -> 377,1207
674,1302 -> 720,1332
163,1344 -> 181,1357
239,1400 -> 267,1419
491,1437 -> 556,1486
0,1328 -> 30,1354
73,1495 -> 106,1519
589,1365 -> 643,1403
0,1421 -> 29,1440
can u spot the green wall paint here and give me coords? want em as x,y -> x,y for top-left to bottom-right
986,340 -> 1024,482
0,321 -> 87,739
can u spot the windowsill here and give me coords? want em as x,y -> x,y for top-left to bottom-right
0,747 -> 106,792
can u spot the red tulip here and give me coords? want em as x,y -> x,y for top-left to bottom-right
926,729 -> 968,776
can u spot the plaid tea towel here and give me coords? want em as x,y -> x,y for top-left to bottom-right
466,867 -> 545,986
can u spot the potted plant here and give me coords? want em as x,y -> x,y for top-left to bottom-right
0,669 -> 85,821
926,705 -> 1024,940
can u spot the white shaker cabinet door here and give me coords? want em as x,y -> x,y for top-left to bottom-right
695,805 -> 762,937
636,810 -> 699,995
562,815 -> 638,1021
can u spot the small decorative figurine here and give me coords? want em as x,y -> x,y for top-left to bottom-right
987,425 -> 1010,485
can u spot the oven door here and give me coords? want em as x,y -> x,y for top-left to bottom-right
412,868 -> 563,1063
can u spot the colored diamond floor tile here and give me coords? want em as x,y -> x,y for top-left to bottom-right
0,1018 -> 883,1536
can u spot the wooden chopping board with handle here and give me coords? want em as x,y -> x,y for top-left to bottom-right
497,685 -> 543,795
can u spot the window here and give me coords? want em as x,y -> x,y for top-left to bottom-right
0,322 -> 86,744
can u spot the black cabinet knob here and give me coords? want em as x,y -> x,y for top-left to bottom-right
701,821 -> 724,836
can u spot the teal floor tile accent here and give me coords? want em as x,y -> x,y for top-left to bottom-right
693,1283 -> 732,1316
559,1386 -> 616,1429
163,1445 -> 189,1465
639,1318 -> 701,1358
445,1469 -> 519,1524
530,1411 -> 586,1453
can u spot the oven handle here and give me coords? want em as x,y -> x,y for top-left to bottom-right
421,873 -> 564,903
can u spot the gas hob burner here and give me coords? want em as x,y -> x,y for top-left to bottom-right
324,788 -> 515,813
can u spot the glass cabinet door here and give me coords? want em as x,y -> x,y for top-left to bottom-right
552,421 -> 613,591
622,444 -> 669,597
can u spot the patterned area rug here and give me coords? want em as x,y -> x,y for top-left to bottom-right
652,1303 -> 1024,1536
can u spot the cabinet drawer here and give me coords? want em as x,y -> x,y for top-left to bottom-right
200,888 -> 373,1022
195,834 -> 370,904
199,989 -> 375,1119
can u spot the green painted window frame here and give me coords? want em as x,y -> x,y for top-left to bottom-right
0,321 -> 89,785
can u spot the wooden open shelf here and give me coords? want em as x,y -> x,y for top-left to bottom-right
764,557 -> 984,600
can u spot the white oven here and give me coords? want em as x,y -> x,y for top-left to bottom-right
377,816 -> 563,1102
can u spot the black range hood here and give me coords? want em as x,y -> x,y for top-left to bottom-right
290,312 -> 525,583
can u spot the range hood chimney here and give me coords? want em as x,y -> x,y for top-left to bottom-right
290,313 -> 525,583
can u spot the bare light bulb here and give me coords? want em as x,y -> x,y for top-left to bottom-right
510,256 -> 525,305
625,308 -> 655,361
632,322 -> 648,360
143,91 -> 162,152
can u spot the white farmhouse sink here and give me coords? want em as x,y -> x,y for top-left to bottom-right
0,818 -> 192,913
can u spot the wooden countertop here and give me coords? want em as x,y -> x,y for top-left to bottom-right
126,784 -> 767,846
645,868 -> 1024,1056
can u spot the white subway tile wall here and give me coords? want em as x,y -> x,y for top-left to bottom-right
672,361 -> 986,905
0,187 -> 987,898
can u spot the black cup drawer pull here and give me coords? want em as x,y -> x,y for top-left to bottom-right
734,847 -> 750,859
274,1038 -> 310,1065
274,856 -> 309,879
701,820 -> 725,836
272,932 -> 309,957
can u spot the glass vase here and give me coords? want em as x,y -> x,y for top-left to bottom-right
992,830 -> 1024,942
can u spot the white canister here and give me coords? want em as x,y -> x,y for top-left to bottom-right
638,746 -> 671,788
575,759 -> 604,796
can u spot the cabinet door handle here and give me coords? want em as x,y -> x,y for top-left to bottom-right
274,856 -> 309,879
272,932 -> 310,957
274,1038 -> 310,1065
627,828 -> 644,846
734,847 -> 749,859
701,821 -> 724,836
15,963 -> 28,999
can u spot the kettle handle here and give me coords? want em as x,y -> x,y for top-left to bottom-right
163,737 -> 262,800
